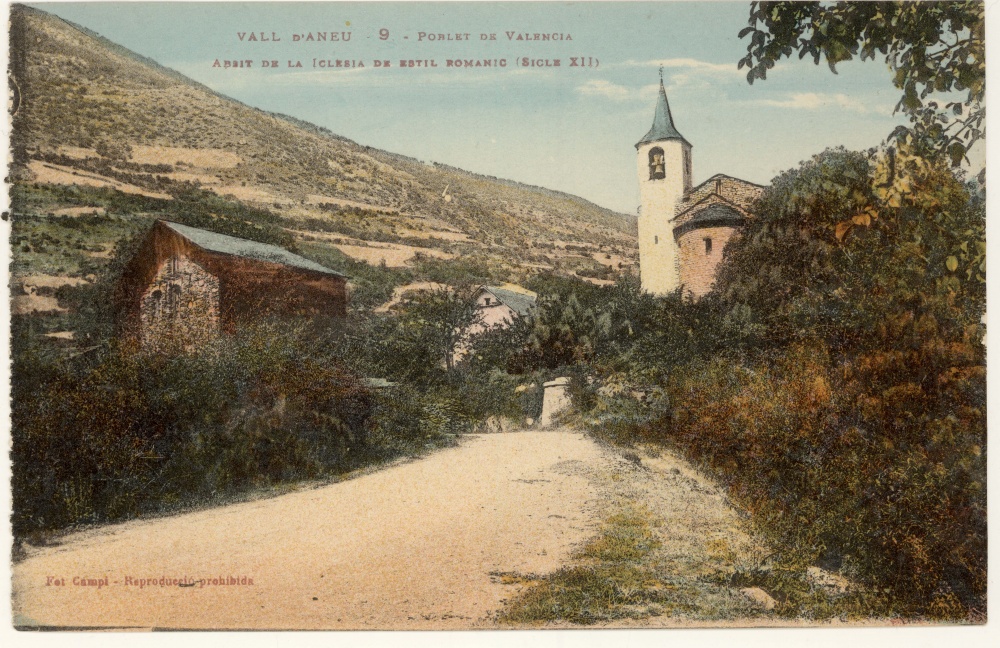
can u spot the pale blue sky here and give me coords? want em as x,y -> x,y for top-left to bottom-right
34,2 -> 919,213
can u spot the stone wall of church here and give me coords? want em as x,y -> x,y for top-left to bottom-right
720,178 -> 764,211
139,254 -> 220,351
676,225 -> 739,298
676,175 -> 764,216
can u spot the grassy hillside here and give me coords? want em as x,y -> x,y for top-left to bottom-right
8,3 -> 636,297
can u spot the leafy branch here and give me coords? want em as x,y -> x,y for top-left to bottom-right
739,1 -> 985,168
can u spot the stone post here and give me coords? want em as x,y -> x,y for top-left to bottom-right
540,377 -> 571,427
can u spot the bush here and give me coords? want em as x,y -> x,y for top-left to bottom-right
11,322 -> 374,537
579,149 -> 986,618
660,340 -> 984,617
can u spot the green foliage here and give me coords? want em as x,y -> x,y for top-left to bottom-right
363,384 -> 468,455
398,284 -> 483,372
11,322 -> 375,537
462,314 -> 534,375
740,1 -> 985,166
581,148 -> 986,619
715,147 -> 985,353
664,342 -> 984,617
526,291 -> 609,369
509,274 -> 720,387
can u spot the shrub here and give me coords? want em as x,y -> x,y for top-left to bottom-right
581,148 -> 985,618
11,322 -> 374,537
660,340 -> 984,617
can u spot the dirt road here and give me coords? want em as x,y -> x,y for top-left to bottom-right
13,429 -> 616,630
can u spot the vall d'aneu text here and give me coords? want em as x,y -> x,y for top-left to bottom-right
216,27 -> 593,71
233,30 -> 574,43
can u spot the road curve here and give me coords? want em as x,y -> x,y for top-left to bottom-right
13,429 -> 612,630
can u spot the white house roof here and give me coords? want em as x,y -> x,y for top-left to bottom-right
482,285 -> 537,317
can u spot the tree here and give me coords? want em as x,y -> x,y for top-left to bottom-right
398,285 -> 482,373
739,1 -> 985,167
715,147 -> 985,352
691,149 -> 987,613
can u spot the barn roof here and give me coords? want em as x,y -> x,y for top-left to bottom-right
482,285 -> 537,317
162,221 -> 346,278
635,81 -> 690,149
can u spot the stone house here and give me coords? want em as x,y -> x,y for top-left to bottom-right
452,284 -> 538,364
636,80 -> 765,298
471,284 -> 538,331
115,220 -> 348,350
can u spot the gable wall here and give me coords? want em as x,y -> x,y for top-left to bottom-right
139,255 -> 220,351
675,176 -> 764,218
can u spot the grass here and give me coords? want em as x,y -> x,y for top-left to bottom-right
498,504 -> 711,625
497,496 -> 887,626
578,508 -> 661,562
708,557 -> 912,621
498,564 -> 697,625
9,212 -> 142,278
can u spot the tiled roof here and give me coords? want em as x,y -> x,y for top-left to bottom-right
483,285 -> 537,317
675,174 -> 764,218
635,82 -> 690,148
673,203 -> 745,238
162,221 -> 346,278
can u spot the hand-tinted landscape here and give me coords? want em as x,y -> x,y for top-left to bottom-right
7,1 -> 987,631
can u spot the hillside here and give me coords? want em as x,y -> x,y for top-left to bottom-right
8,3 -> 637,292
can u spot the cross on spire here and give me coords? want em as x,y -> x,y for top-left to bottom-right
659,65 -> 664,84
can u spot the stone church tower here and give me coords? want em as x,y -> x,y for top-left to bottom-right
635,80 -> 692,295
635,79 -> 764,298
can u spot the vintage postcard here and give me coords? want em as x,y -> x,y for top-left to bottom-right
3,0 -> 991,637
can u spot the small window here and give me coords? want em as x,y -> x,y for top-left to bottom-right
149,289 -> 163,317
484,297 -> 492,305
648,147 -> 665,180
704,238 -> 713,254
654,235 -> 659,244
167,283 -> 182,318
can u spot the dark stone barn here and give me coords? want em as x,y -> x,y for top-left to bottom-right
115,220 -> 348,350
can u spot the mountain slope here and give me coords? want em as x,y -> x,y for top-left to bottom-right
8,3 -> 636,280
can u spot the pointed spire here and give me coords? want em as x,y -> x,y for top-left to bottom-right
635,78 -> 690,149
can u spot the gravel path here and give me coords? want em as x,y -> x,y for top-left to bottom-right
12,429 -> 615,630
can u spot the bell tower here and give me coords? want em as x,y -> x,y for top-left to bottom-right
636,74 -> 692,295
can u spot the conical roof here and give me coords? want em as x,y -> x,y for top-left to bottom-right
635,81 -> 690,148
